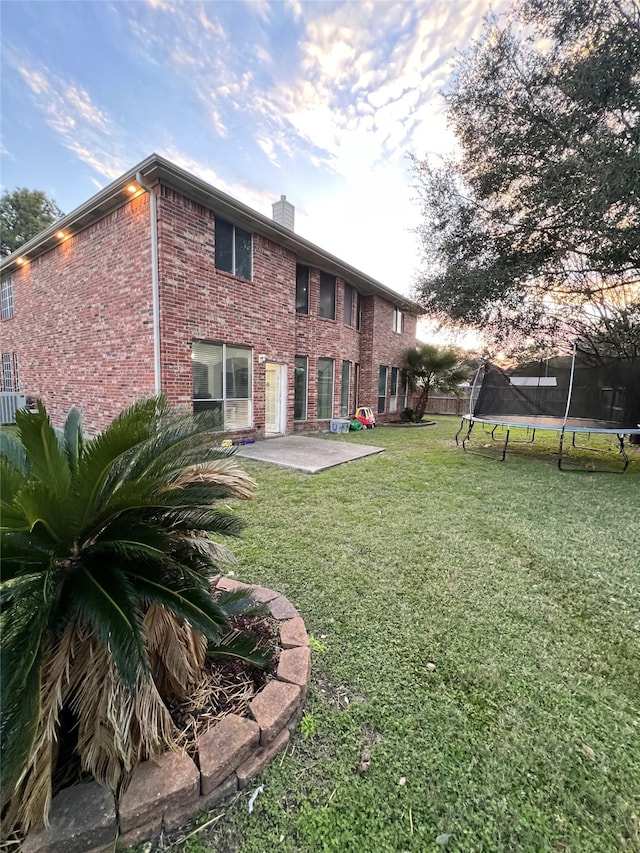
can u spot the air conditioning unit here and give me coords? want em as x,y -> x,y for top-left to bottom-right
0,392 -> 27,425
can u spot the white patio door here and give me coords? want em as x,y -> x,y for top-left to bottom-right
265,363 -> 287,435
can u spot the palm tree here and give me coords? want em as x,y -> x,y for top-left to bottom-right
1,397 -> 267,837
406,344 -> 472,420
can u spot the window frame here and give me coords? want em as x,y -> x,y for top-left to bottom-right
2,352 -> 13,391
378,365 -> 388,414
393,307 -> 403,334
319,273 -> 336,320
294,355 -> 308,421
296,265 -> 309,315
1,277 -> 14,320
192,340 -> 253,430
389,367 -> 399,414
317,357 -> 335,419
340,360 -> 351,417
214,217 -> 253,280
343,283 -> 354,325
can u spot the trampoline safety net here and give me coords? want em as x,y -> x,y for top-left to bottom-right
473,355 -> 640,429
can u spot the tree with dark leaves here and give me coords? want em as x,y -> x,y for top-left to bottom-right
413,0 -> 640,351
0,188 -> 64,256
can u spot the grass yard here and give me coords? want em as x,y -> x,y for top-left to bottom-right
147,419 -> 637,851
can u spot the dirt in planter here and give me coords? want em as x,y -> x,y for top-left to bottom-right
167,614 -> 281,757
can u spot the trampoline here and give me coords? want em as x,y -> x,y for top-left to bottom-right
456,347 -> 640,472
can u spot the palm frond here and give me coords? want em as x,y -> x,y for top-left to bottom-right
215,587 -> 267,618
144,605 -> 206,700
15,402 -> 71,499
4,624 -> 78,835
69,631 -> 176,791
0,431 -> 30,478
129,576 -> 234,642
170,460 -> 256,501
207,631 -> 272,668
62,406 -> 83,472
68,565 -> 149,688
0,573 -> 52,801
73,397 -> 170,527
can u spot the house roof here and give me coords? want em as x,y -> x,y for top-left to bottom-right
0,153 -> 423,313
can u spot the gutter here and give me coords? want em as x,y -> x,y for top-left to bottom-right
136,171 -> 162,394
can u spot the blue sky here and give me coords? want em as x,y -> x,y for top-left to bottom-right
1,0 -> 510,304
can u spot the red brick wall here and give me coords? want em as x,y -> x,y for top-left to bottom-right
359,296 -> 416,422
1,195 -> 155,432
156,186 -> 298,437
1,182 -> 417,436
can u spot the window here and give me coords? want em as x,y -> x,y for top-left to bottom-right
2,353 -> 13,391
215,218 -> 252,280
1,278 -> 14,320
390,367 -> 399,414
192,340 -> 252,429
343,283 -> 354,325
353,363 -> 360,412
378,366 -> 388,414
319,273 -> 336,320
393,307 -> 403,334
317,358 -> 334,419
356,292 -> 362,331
294,356 -> 308,420
296,265 -> 309,314
401,369 -> 409,410
340,361 -> 351,417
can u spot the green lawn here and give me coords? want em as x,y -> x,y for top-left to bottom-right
167,418 -> 640,853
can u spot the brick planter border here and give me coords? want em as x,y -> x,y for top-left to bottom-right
23,582 -> 310,853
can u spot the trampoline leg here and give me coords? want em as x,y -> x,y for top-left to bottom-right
461,420 -> 475,451
558,428 -> 566,470
501,428 -> 510,461
618,434 -> 630,473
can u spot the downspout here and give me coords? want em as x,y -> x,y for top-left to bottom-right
136,171 -> 162,394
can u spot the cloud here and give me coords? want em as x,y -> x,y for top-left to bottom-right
15,61 -> 129,180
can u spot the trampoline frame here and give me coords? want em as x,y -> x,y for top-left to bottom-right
456,345 -> 640,472
455,414 -> 640,471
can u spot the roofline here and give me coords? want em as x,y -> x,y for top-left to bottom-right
0,153 -> 423,313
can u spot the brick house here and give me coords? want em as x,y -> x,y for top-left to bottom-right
0,153 -> 420,436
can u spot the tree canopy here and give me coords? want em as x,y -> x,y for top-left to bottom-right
0,188 -> 64,257
412,0 -> 640,349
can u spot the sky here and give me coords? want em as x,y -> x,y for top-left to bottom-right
1,0 -> 512,323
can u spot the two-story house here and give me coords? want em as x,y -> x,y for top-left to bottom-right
0,153 -> 420,436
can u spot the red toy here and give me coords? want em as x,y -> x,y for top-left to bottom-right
354,406 -> 376,428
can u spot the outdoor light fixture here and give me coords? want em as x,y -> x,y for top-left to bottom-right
127,184 -> 137,193
16,257 -> 25,265
56,231 -> 65,239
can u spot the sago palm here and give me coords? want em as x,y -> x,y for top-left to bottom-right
0,397 -> 266,836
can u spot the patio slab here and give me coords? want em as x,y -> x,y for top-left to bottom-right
235,435 -> 383,473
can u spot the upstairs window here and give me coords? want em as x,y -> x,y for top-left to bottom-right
356,292 -> 362,331
393,307 -> 403,334
1,278 -> 14,320
215,218 -> 252,280
319,273 -> 336,320
296,265 -> 309,314
343,283 -> 354,325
